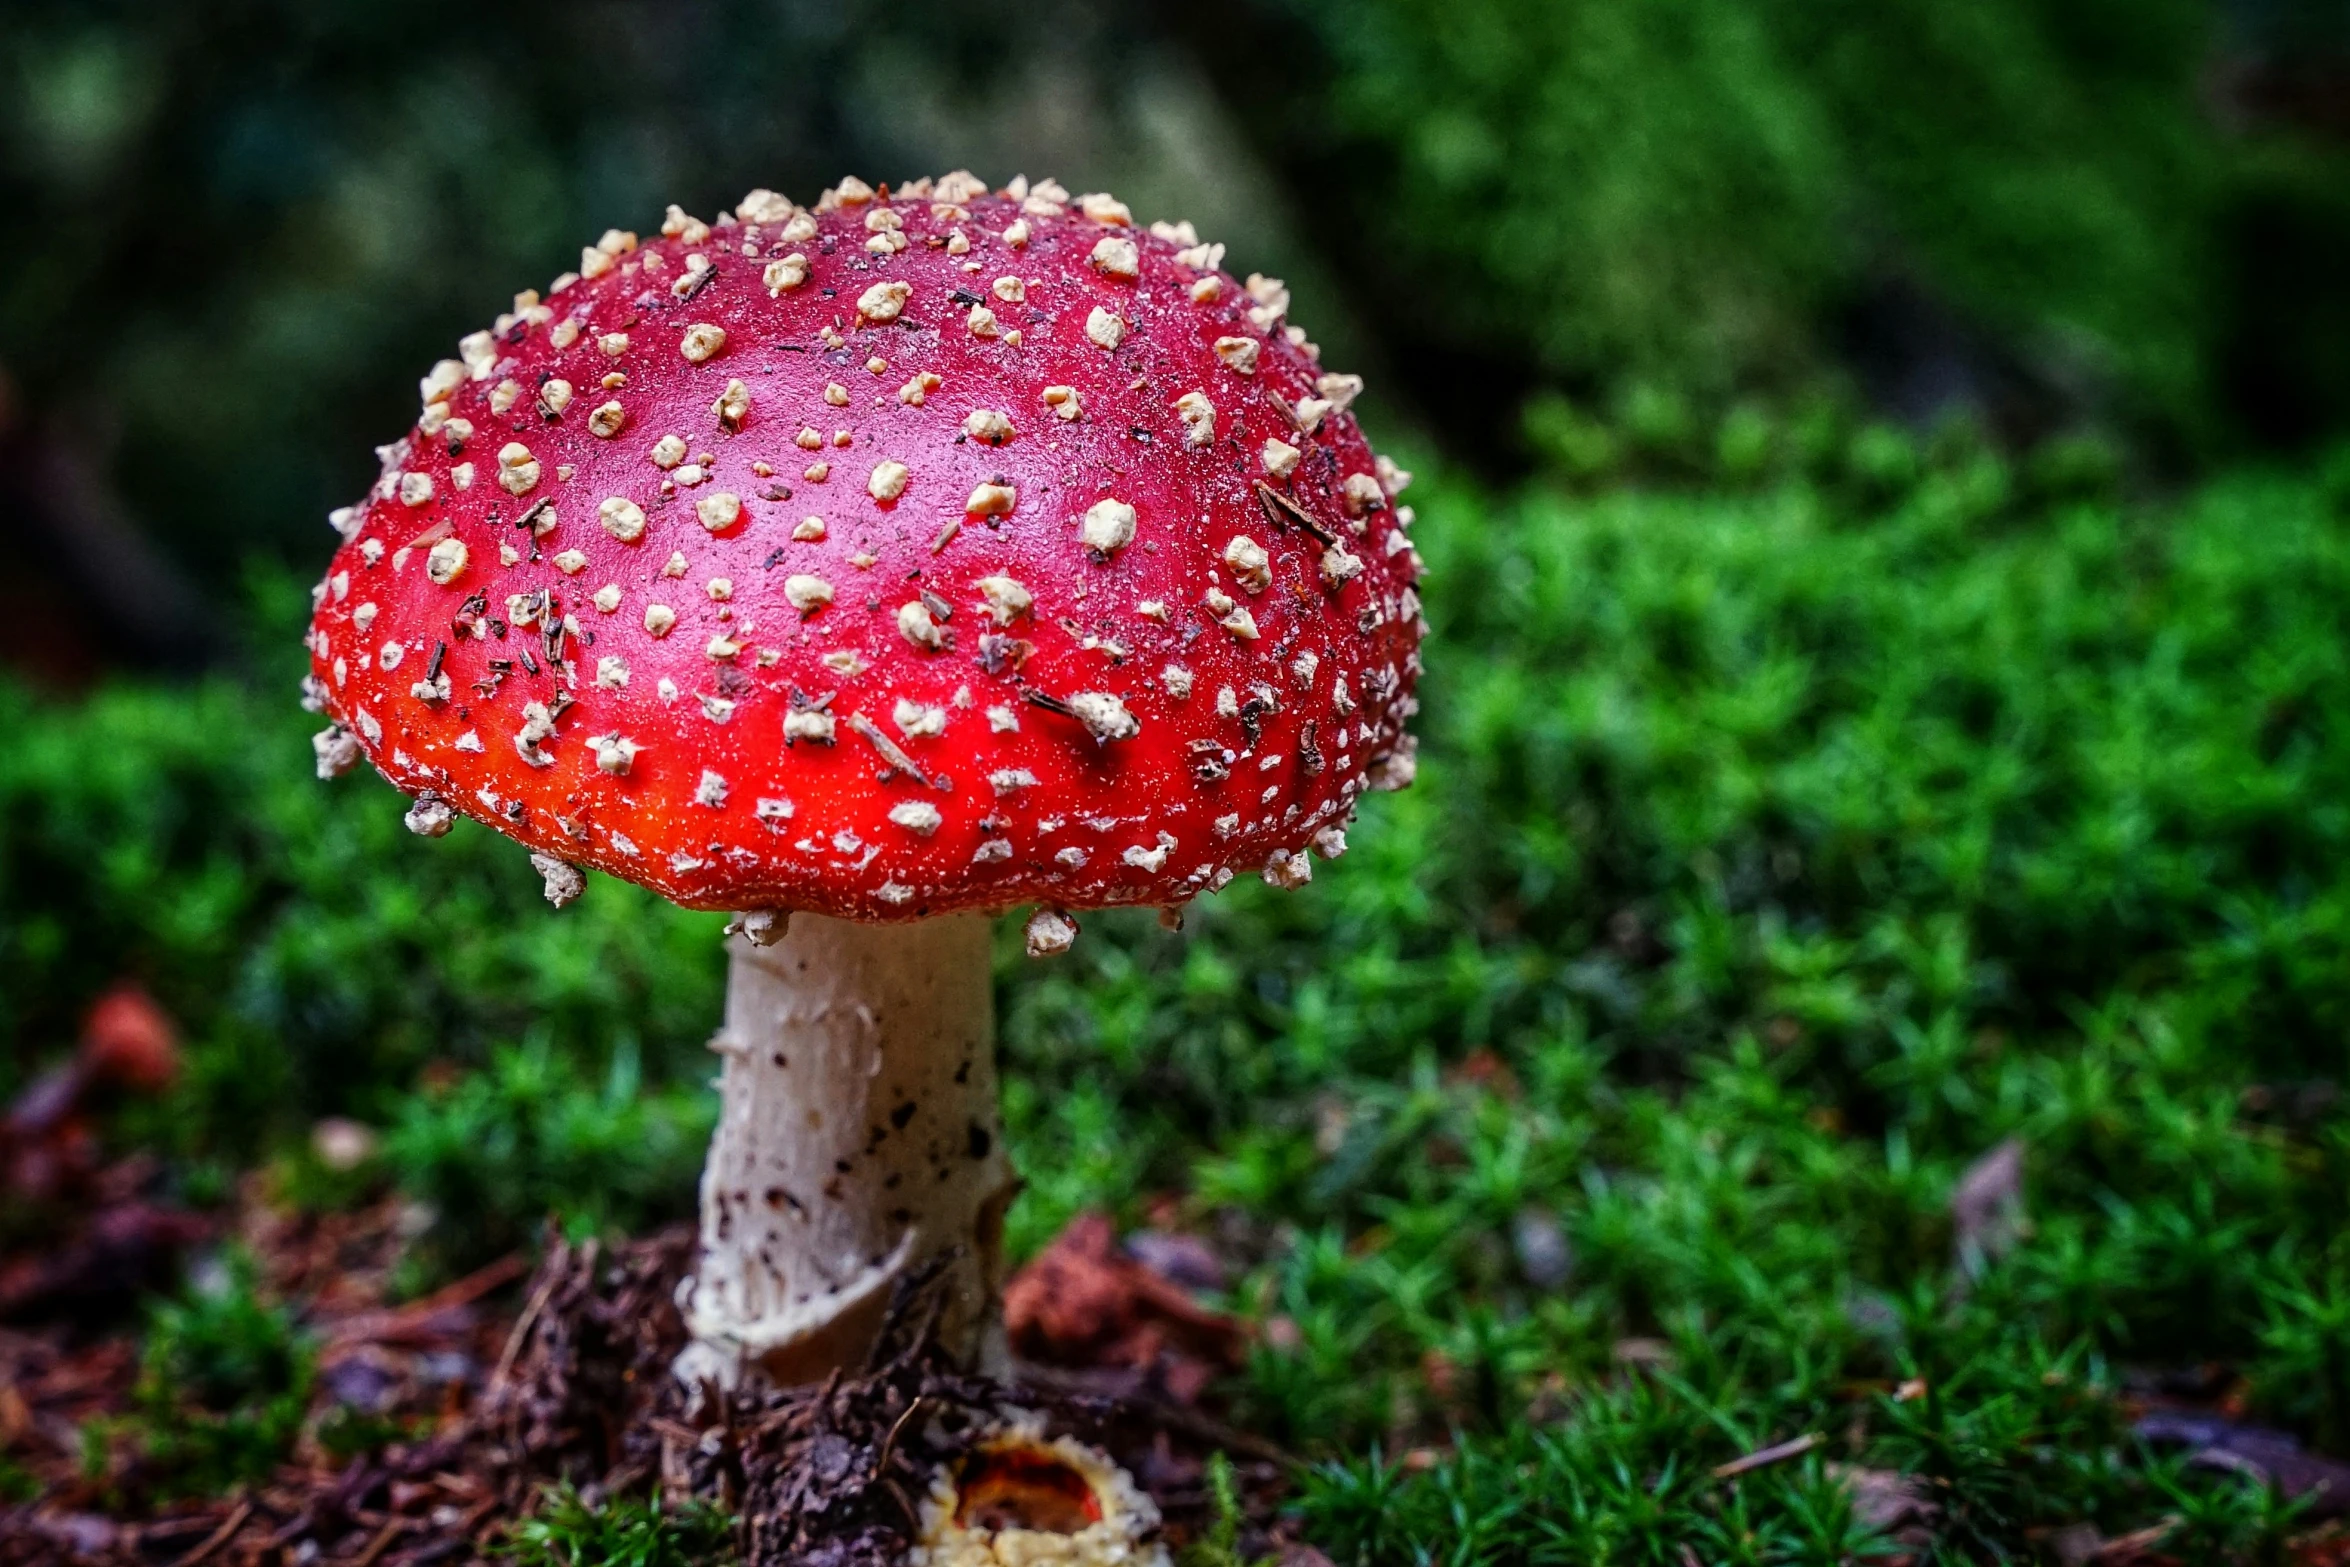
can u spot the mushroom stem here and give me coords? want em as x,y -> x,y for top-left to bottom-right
676,912 -> 1016,1389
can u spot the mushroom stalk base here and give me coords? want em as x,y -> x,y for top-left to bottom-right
676,913 -> 1016,1390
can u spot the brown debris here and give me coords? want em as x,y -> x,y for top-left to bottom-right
1826,1463 -> 1939,1561
1708,1431 -> 1821,1481
2,1213 -> 1287,1567
1003,1212 -> 1248,1406
477,1230 -> 692,1483
75,991 -> 181,1098
2135,1410 -> 2350,1518
5,987 -> 182,1207
0,1190 -> 212,1322
2,989 -> 202,1324
682,1258 -> 1012,1567
1950,1137 -> 2026,1279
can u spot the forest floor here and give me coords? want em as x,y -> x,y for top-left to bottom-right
2,1165 -> 1299,1567
16,453 -> 2350,1562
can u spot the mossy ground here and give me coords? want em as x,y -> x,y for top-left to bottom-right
10,423 -> 2350,1562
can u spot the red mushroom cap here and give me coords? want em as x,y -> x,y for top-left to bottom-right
305,174 -> 1422,921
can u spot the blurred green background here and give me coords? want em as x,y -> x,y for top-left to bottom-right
7,0 -> 2350,671
11,1 -> 2350,1559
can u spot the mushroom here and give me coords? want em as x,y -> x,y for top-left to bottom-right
914,1418 -> 1166,1565
302,176 -> 1423,1392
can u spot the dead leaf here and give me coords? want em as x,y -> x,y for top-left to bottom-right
81,986 -> 179,1093
1003,1212 -> 1245,1405
1951,1137 -> 2026,1278
1829,1463 -> 1938,1541
2137,1411 -> 2350,1517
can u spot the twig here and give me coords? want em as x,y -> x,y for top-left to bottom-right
881,1474 -> 920,1528
348,1515 -> 409,1567
1711,1432 -> 1821,1481
488,1257 -> 566,1394
874,1394 -> 930,1480
814,1366 -> 844,1423
129,1515 -> 220,1548
2091,1517 -> 2179,1561
1009,1362 -> 1296,1468
170,1499 -> 251,1567
326,1252 -> 528,1351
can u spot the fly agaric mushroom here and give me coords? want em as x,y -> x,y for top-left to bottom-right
303,173 -> 1422,1389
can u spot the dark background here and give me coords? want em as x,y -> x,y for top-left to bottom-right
4,0 -> 2348,686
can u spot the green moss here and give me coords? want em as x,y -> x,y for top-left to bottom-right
381,1042 -> 713,1275
1265,0 -> 2350,452
121,1253 -> 314,1498
11,434 -> 2350,1551
495,1486 -> 736,1567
